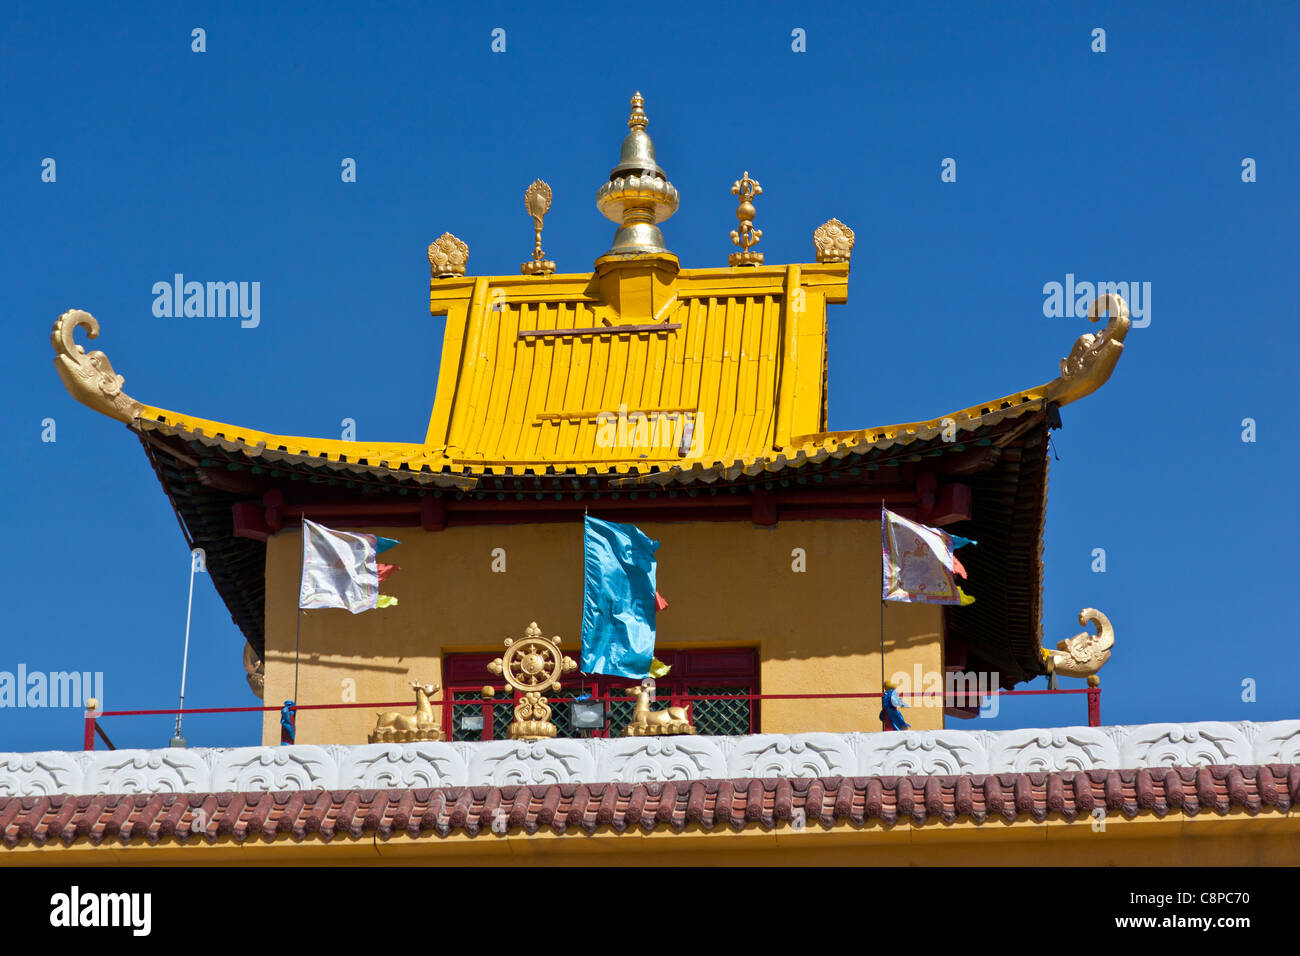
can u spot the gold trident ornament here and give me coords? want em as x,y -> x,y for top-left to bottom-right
487,622 -> 577,740
520,180 -> 556,275
728,171 -> 764,266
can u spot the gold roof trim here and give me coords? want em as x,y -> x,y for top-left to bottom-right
792,293 -> 1129,448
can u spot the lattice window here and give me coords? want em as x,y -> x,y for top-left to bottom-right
443,648 -> 759,740
544,688 -> 584,738
607,698 -> 637,737
689,686 -> 752,736
451,691 -> 487,742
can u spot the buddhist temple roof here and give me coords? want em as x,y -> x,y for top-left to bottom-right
50,91 -> 1128,487
48,91 -> 1131,682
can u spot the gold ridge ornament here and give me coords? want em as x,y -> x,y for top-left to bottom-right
487,622 -> 577,740
50,310 -> 144,424
1054,294 -> 1130,402
521,180 -> 556,275
428,232 -> 469,278
813,218 -> 854,264
1042,609 -> 1115,680
728,171 -> 764,267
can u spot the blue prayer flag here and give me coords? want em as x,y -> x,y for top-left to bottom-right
580,515 -> 660,679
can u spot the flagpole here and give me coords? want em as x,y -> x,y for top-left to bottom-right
291,520 -> 306,742
171,548 -> 203,748
293,607 -> 302,704
879,500 -> 886,729
294,522 -> 305,705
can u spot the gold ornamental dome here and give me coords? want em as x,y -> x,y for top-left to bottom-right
596,91 -> 679,256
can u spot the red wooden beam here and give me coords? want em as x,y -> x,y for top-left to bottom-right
230,486 -> 957,537
915,471 -> 937,515
750,487 -> 778,526
928,482 -> 972,525
263,488 -> 285,533
274,486 -> 921,517
232,501 -> 272,541
421,495 -> 446,532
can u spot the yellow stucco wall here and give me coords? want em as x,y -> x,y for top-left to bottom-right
261,518 -> 945,746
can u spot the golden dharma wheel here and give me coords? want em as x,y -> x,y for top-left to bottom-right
501,637 -> 565,692
488,623 -> 577,702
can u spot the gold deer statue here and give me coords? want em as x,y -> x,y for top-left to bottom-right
622,681 -> 696,737
369,681 -> 444,743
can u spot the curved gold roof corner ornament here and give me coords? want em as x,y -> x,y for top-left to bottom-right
520,179 -> 556,276
596,91 -> 679,256
1043,293 -> 1130,406
428,232 -> 469,278
728,171 -> 764,267
1042,608 -> 1114,679
243,640 -> 265,699
51,309 -> 144,424
813,218 -> 854,264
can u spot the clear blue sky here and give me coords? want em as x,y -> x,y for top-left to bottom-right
2,1 -> 1296,751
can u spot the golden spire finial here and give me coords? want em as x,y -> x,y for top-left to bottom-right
628,91 -> 648,130
728,171 -> 764,267
597,91 -> 679,256
521,179 -> 556,275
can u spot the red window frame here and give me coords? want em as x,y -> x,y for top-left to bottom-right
442,647 -> 760,739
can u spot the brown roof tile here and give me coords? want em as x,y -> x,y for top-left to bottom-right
3,765 -> 1296,850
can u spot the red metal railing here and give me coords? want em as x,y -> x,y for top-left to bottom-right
81,686 -> 1101,750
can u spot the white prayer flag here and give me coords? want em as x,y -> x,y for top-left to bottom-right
298,519 -> 397,613
881,507 -> 975,606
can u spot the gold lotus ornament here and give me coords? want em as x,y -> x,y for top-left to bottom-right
487,622 -> 577,740
428,232 -> 469,278
521,180 -> 556,275
813,218 -> 854,264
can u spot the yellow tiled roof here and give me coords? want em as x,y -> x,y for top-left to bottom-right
124,258 -> 850,477
421,260 -> 847,474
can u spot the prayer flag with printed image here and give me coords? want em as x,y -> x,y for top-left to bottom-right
881,507 -> 976,606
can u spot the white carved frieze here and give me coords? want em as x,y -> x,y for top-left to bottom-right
598,736 -> 726,782
0,720 -> 1295,798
